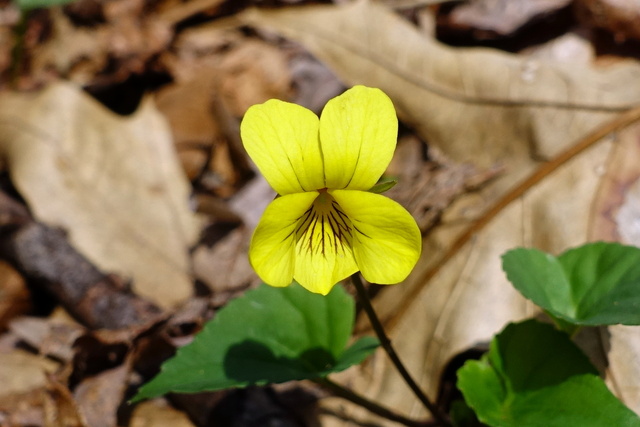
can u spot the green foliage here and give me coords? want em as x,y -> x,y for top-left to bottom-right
457,320 -> 640,427
15,0 -> 77,11
450,399 -> 487,427
133,283 -> 379,402
502,242 -> 640,325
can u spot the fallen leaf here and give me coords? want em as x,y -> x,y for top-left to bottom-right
0,350 -> 59,397
192,227 -> 255,294
236,2 -> 640,423
237,1 -> 640,175
130,399 -> 196,427
0,82 -> 201,308
9,316 -> 84,363
0,261 -> 30,331
27,1 -> 172,87
327,109 -> 640,424
74,358 -> 132,427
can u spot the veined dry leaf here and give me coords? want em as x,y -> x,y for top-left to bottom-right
237,1 -> 640,171
236,1 -> 640,321
0,82 -> 200,308
236,2 -> 640,424
318,108 -> 640,427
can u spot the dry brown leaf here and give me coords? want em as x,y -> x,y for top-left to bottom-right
74,359 -> 131,427
237,1 -> 640,173
155,73 -> 220,181
130,399 -> 197,427
0,350 -> 59,398
236,2 -> 640,424
0,261 -> 30,330
318,108 -> 640,427
28,2 -> 172,88
9,317 -> 84,363
0,82 -> 200,308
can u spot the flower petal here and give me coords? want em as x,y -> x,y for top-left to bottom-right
331,190 -> 421,284
293,194 -> 359,295
320,86 -> 398,191
250,192 -> 319,287
241,100 -> 325,195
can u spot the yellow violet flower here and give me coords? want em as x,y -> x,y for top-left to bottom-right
241,86 -> 421,295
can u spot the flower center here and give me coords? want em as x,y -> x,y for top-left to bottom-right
294,191 -> 353,257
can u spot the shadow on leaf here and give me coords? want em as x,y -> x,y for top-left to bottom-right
224,340 -> 336,385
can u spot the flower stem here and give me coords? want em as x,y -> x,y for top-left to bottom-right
314,377 -> 432,427
351,273 -> 451,426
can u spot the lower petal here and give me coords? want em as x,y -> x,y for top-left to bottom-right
331,190 -> 421,284
250,192 -> 318,287
293,194 -> 359,295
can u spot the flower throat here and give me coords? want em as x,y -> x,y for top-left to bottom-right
294,191 -> 353,257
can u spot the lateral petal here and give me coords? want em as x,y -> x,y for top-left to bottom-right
319,86 -> 397,191
331,190 -> 421,284
241,100 -> 325,195
249,192 -> 318,287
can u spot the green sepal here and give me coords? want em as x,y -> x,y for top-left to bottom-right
368,177 -> 397,193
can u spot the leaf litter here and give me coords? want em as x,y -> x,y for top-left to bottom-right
1,0 -> 640,426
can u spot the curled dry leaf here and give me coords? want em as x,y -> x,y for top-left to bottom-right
0,82 -> 201,308
237,2 -> 640,423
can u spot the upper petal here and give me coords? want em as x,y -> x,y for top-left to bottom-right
331,190 -> 421,284
319,86 -> 398,191
249,192 -> 318,287
241,100 -> 325,195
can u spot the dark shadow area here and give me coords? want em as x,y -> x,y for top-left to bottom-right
224,340 -> 336,384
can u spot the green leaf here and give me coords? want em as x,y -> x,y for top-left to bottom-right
133,283 -> 379,402
502,242 -> 640,325
15,0 -> 77,11
458,320 -> 640,427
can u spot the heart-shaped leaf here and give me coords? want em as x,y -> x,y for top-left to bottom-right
133,283 -> 379,401
502,242 -> 640,325
458,320 -> 640,427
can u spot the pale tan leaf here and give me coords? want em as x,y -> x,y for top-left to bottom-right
0,83 -> 201,308
237,1 -> 640,172
235,2 -> 640,424
130,399 -> 196,427
0,350 -> 59,398
237,2 -> 640,325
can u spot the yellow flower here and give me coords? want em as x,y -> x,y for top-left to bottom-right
241,86 -> 421,295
